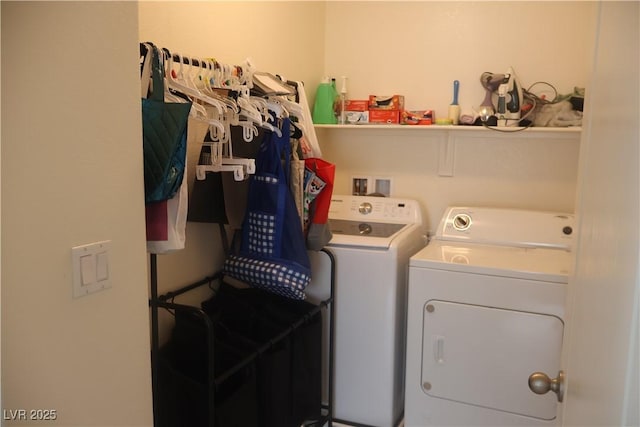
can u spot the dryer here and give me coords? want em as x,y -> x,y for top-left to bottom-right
404,207 -> 575,426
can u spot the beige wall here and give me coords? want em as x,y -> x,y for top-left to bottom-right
317,126 -> 582,231
325,1 -> 596,115
139,1 -> 326,90
2,2 -> 153,426
320,1 -> 597,230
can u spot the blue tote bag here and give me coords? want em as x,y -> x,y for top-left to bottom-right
224,118 -> 311,300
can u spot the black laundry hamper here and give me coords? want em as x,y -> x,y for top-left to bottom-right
156,282 -> 322,427
156,309 -> 260,427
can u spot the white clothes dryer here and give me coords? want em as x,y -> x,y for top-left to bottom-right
404,207 -> 575,426
307,195 -> 426,427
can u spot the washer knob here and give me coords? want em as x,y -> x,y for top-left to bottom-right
452,213 -> 472,231
359,202 -> 373,215
358,223 -> 372,235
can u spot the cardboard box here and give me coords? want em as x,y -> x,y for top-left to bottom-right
345,100 -> 369,112
369,109 -> 400,124
401,110 -> 435,125
368,95 -> 405,110
345,111 -> 369,124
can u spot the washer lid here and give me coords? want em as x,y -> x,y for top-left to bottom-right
328,223 -> 418,249
436,207 -> 575,250
330,219 -> 406,238
409,241 -> 573,283
326,195 -> 424,249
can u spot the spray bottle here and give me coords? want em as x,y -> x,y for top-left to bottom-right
339,76 -> 348,125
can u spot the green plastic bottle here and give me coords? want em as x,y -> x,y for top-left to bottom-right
312,77 -> 338,124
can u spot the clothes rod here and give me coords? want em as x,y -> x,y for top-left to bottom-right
162,48 -> 244,76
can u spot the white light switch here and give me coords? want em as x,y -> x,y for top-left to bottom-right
96,251 -> 109,282
80,254 -> 96,285
72,240 -> 112,298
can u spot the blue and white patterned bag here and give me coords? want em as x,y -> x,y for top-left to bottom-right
223,118 -> 311,299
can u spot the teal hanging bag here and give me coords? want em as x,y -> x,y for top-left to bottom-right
141,44 -> 192,203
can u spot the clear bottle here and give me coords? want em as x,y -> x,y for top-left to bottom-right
338,76 -> 348,125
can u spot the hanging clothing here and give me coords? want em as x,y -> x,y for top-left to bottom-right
223,118 -> 312,300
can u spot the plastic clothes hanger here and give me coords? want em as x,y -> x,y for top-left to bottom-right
266,99 -> 289,119
166,53 -> 227,117
165,54 -> 228,137
183,58 -> 224,117
164,54 -> 210,115
196,133 -> 248,181
185,57 -> 228,118
140,43 -> 153,98
269,96 -> 303,118
197,58 -> 241,116
196,134 -> 252,181
239,58 -> 256,89
158,51 -> 205,119
195,158 -> 246,181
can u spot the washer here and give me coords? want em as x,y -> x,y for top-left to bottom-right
310,195 -> 426,427
404,207 -> 575,427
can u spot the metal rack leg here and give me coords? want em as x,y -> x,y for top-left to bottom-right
150,254 -> 160,427
322,248 -> 336,427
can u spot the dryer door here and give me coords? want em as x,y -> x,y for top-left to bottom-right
421,300 -> 563,420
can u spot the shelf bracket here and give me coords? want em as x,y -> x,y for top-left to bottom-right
438,133 -> 455,177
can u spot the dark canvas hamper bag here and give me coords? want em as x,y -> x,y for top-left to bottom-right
223,118 -> 311,300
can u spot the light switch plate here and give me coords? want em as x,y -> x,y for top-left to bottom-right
72,240 -> 112,298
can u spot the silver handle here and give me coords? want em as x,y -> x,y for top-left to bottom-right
528,370 -> 565,402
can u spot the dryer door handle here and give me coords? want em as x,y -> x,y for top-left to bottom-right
433,335 -> 445,364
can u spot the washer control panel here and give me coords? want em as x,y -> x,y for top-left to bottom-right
437,207 -> 575,250
328,195 -> 422,224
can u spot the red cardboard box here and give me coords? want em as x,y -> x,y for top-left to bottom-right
369,109 -> 400,124
401,110 -> 435,125
368,95 -> 405,110
345,100 -> 369,112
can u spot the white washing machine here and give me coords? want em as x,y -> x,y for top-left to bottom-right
308,195 -> 426,427
404,207 -> 575,427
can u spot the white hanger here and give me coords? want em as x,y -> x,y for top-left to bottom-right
195,139 -> 249,182
270,95 -> 303,118
164,53 -> 232,139
140,43 -> 154,98
166,53 -> 227,117
195,163 -> 245,181
240,58 -> 256,89
161,49 -> 273,181
159,53 -> 209,119
261,122 -> 282,138
195,58 -> 240,115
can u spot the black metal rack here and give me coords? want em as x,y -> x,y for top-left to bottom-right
142,40 -> 334,425
148,246 -> 336,427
